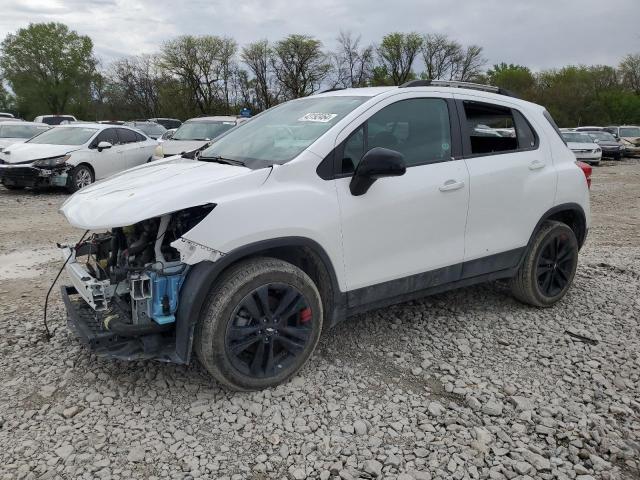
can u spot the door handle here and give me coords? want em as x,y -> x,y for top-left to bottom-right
529,160 -> 545,170
439,179 -> 465,192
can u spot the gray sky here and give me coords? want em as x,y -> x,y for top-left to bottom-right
2,0 -> 639,71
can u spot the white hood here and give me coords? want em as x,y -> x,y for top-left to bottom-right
0,143 -> 79,164
160,140 -> 209,156
567,142 -> 597,151
0,138 -> 28,150
60,157 -> 271,229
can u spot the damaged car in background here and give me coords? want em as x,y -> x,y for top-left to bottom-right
0,123 -> 157,192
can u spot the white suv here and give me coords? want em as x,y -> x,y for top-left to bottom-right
59,81 -> 590,390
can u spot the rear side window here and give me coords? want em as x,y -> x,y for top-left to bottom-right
463,101 -> 538,155
134,131 -> 147,142
117,128 -> 139,144
542,110 -> 566,144
340,98 -> 452,173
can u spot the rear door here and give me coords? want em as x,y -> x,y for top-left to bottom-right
455,95 -> 556,274
88,128 -> 127,179
117,128 -> 151,169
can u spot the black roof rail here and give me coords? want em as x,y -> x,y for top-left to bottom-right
399,79 -> 518,98
318,87 -> 346,94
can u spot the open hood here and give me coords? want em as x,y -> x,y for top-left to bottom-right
60,157 -> 271,229
0,143 -> 79,164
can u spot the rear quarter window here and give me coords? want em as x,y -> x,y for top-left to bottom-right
543,110 -> 566,145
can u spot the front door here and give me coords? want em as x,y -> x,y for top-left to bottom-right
90,128 -> 127,179
334,95 -> 470,305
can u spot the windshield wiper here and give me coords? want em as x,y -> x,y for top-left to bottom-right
198,155 -> 246,166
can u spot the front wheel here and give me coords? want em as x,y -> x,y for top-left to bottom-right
510,221 -> 579,307
2,183 -> 25,190
67,165 -> 94,193
195,257 -> 323,391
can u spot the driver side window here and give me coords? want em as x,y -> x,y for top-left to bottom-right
91,128 -> 119,148
340,98 -> 452,174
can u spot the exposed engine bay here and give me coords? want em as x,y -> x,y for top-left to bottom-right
61,205 -> 215,340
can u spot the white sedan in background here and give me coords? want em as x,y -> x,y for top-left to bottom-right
0,121 -> 50,152
561,131 -> 602,166
0,123 -> 157,192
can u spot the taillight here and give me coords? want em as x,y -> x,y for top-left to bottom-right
576,161 -> 592,189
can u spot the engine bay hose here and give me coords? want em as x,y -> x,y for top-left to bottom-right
103,314 -> 173,337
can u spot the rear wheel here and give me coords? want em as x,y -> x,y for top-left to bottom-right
67,165 -> 94,193
195,257 -> 323,391
510,221 -> 578,307
3,184 -> 25,190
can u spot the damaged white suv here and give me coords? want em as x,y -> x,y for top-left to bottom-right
59,81 -> 590,390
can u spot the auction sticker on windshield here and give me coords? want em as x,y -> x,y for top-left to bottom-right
298,113 -> 338,123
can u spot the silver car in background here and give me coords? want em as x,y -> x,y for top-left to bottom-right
0,121 -> 50,153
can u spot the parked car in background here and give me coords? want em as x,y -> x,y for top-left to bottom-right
58,81 -> 590,390
33,115 -> 78,125
148,118 -> 182,130
153,116 -> 243,159
158,128 -> 176,143
575,126 -> 604,132
98,120 -> 125,125
585,130 -> 624,159
604,125 -> 640,156
0,121 -> 50,152
0,123 -> 156,192
561,131 -> 602,165
0,113 -> 15,119
124,121 -> 166,140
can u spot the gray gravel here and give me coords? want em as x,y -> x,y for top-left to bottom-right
0,160 -> 639,479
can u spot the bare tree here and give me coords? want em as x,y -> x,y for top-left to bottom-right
452,45 -> 486,82
620,53 -> 640,94
271,34 -> 331,99
376,32 -> 423,85
110,54 -> 163,117
241,40 -> 278,110
421,34 -> 461,80
333,31 -> 374,88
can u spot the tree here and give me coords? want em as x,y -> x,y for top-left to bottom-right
0,22 -> 96,119
421,34 -> 462,80
160,35 -> 236,114
271,35 -> 331,99
376,32 -> 423,85
619,53 -> 640,94
486,63 -> 536,96
241,40 -> 278,110
452,45 -> 486,81
0,79 -> 14,112
333,31 -> 374,88
110,55 -> 163,118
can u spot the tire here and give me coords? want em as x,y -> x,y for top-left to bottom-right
67,165 -> 94,193
3,184 -> 25,190
195,257 -> 323,391
510,220 -> 579,307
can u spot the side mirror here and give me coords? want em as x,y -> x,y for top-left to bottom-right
97,141 -> 112,152
349,147 -> 406,196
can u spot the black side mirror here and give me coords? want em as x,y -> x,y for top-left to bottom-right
349,147 -> 406,196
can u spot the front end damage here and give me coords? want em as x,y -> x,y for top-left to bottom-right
0,161 -> 72,188
60,204 -> 218,362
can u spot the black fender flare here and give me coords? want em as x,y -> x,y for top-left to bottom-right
173,237 -> 344,363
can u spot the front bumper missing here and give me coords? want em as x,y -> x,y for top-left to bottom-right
61,285 -> 177,361
61,246 -> 111,311
0,164 -> 69,187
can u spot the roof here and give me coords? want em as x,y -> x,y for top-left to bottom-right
186,116 -> 239,123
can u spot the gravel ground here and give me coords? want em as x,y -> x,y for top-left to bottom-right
0,159 -> 639,480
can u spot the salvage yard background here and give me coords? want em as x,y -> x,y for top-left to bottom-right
0,158 -> 638,479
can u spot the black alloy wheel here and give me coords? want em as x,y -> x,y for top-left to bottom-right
535,232 -> 576,298
225,283 -> 313,379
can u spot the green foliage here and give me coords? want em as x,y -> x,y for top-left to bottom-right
376,32 -> 422,85
0,22 -> 96,119
486,63 -> 536,97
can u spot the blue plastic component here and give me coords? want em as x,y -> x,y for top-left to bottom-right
148,269 -> 186,325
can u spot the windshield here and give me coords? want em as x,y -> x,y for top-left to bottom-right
27,127 -> 98,145
0,124 -> 49,139
562,132 -> 593,144
588,131 -> 616,142
135,123 -> 166,135
200,96 -> 369,164
172,121 -> 236,141
619,127 -> 640,137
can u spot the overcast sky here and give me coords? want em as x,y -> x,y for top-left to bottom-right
2,0 -> 639,71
